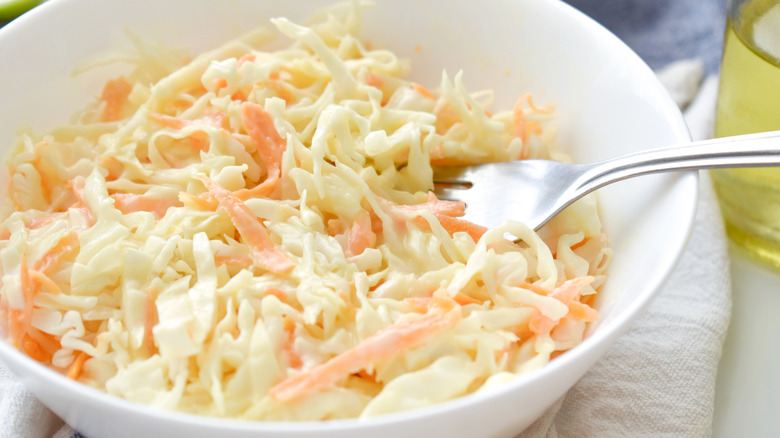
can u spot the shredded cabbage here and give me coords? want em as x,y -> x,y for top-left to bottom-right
0,2 -> 612,421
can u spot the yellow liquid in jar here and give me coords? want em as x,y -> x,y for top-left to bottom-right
712,0 -> 780,268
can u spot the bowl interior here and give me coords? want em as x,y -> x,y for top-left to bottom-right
0,0 -> 696,437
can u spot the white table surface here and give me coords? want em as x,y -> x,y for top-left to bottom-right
713,245 -> 780,436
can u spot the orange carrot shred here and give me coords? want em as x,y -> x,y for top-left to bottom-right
23,335 -> 49,362
345,212 -> 376,257
518,282 -> 551,296
365,72 -> 384,88
429,214 -> 487,242
569,237 -> 590,252
282,316 -> 303,369
527,277 -> 595,337
143,287 -> 157,354
265,287 -> 288,303
214,254 -> 253,268
66,351 -> 90,380
402,297 -> 432,313
111,193 -> 181,219
529,312 -> 556,336
453,292 -> 481,306
400,192 -> 466,217
198,175 -> 294,274
34,230 -> 77,274
237,53 -> 256,67
212,77 -> 228,92
412,82 -> 435,100
236,102 -> 287,198
514,97 -> 530,157
568,301 -> 599,322
69,177 -> 95,224
269,307 -> 461,402
29,270 -> 61,295
99,76 -> 132,122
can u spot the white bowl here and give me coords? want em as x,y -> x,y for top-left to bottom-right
0,0 -> 696,437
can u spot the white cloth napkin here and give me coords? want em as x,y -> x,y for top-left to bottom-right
519,59 -> 731,438
0,60 -> 731,438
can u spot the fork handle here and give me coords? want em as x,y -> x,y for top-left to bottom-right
579,129 -> 780,193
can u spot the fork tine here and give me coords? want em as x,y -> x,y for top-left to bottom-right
432,165 -> 476,204
432,185 -> 468,202
431,165 -> 473,185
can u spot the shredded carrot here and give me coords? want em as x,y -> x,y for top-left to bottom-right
241,101 -> 286,174
188,131 -> 211,153
150,113 -> 188,130
269,306 -> 461,402
337,289 -> 356,317
66,351 -> 90,380
143,287 -> 157,354
29,270 -> 61,295
513,94 -> 545,159
7,254 -> 60,362
427,214 -> 487,242
282,316 -> 303,369
412,82 -> 435,100
395,192 -> 465,217
99,76 -> 132,122
235,102 -> 287,199
365,72 -> 384,88
494,346 -> 511,362
198,175 -> 294,274
28,216 -> 54,230
271,81 -> 296,104
7,308 -> 25,350
101,156 -> 125,181
518,282 -> 552,296
214,254 -> 253,268
569,237 -> 590,252
230,89 -> 249,102
326,218 -> 346,236
524,93 -> 555,114
237,53 -> 256,67
345,211 -> 376,257
69,177 -> 95,224
528,277 -> 595,337
265,287 -> 288,303
212,77 -> 228,92
22,335 -> 49,362
568,301 -> 599,322
150,111 -> 226,131
453,292 -> 481,306
30,142 -> 55,204
12,254 -> 33,347
549,277 -> 594,304
382,192 -> 484,242
529,313 -> 556,336
401,297 -> 432,313
513,98 -> 529,156
111,193 -> 181,219
35,231 -> 78,275
179,191 -> 216,211
429,142 -> 445,161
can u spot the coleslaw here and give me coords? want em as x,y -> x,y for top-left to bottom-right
0,2 -> 612,421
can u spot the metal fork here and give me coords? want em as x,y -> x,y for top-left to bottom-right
432,130 -> 780,230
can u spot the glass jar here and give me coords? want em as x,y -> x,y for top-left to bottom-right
711,0 -> 780,268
